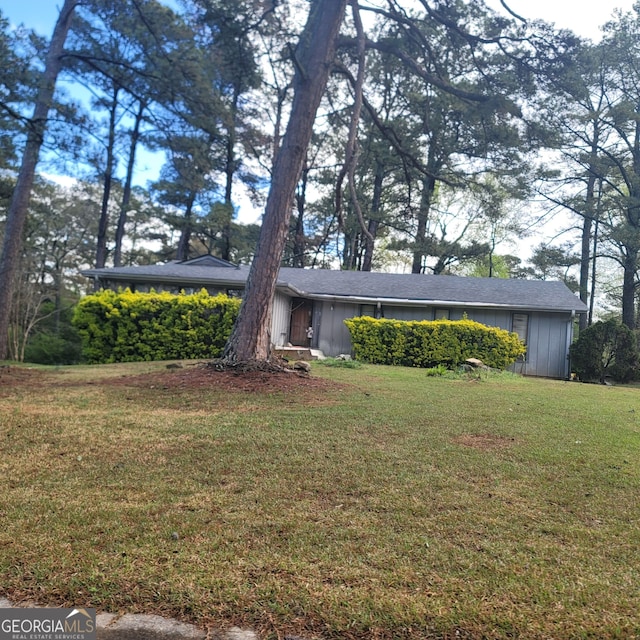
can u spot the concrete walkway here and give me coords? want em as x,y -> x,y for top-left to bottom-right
0,597 -> 307,640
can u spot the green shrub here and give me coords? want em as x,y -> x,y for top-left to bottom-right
314,357 -> 362,369
72,289 -> 241,364
425,364 -> 450,377
24,331 -> 82,365
344,316 -> 526,370
570,319 -> 638,384
22,300 -> 82,365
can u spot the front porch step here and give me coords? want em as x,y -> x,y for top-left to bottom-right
273,347 -> 326,361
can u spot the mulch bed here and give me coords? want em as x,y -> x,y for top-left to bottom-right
110,363 -> 343,394
0,362 -> 347,398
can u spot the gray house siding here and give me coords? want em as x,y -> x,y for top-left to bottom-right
271,292 -> 291,348
521,312 -> 572,379
383,306 -> 431,321
316,301 -> 356,356
463,309 -> 512,328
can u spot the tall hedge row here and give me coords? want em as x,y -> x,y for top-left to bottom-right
72,289 -> 240,363
344,316 -> 526,369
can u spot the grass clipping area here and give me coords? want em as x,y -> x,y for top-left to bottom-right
0,362 -> 639,639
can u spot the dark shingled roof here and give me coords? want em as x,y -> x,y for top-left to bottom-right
83,262 -> 251,286
82,259 -> 587,314
279,268 -> 586,312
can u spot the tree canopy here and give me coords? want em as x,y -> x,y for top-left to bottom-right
3,0 -> 640,361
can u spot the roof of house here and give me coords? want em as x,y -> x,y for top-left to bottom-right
82,256 -> 587,314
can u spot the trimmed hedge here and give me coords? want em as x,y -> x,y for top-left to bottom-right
72,289 -> 240,364
344,316 -> 526,369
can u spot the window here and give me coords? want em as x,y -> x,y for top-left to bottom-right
512,313 -> 529,345
434,308 -> 450,320
360,303 -> 383,318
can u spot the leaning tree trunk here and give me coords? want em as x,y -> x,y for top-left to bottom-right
0,0 -> 77,360
222,0 -> 347,364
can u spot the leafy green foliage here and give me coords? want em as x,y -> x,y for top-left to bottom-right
23,301 -> 82,365
569,319 -> 638,383
313,356 -> 362,369
72,289 -> 240,363
424,363 -> 450,376
344,316 -> 526,369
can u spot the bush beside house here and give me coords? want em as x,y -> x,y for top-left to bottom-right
570,319 -> 638,384
72,289 -> 240,364
344,316 -> 526,370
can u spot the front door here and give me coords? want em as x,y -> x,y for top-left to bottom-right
289,298 -> 314,346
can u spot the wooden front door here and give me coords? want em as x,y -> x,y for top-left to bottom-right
289,298 -> 314,346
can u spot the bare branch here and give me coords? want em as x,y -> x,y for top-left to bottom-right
499,0 -> 527,24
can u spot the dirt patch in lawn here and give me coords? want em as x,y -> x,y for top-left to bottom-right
0,366 -> 47,394
453,433 -> 517,451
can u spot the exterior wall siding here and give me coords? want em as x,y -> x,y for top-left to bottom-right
271,292 -> 291,348
316,301 -> 357,356
383,306 -> 432,321
460,309 -> 511,328
521,312 -> 572,379
316,301 -> 572,379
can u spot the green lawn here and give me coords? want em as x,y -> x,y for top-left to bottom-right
0,361 -> 639,639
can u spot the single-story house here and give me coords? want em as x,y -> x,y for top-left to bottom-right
82,255 -> 588,379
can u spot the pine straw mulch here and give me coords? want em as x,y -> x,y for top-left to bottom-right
109,361 -> 344,394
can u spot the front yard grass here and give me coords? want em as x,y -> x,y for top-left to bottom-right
0,362 -> 639,639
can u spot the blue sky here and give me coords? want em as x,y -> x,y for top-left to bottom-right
0,0 -> 63,36
0,0 -> 170,188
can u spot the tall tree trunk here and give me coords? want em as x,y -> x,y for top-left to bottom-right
361,160 -> 384,272
0,0 -> 77,360
95,83 -> 120,270
221,90 -> 240,262
579,214 -> 592,331
292,163 -> 309,268
621,247 -> 638,329
114,99 -> 146,267
412,174 -> 437,274
176,192 -> 197,262
579,134 -> 601,331
222,0 -> 347,364
589,215 -> 599,327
